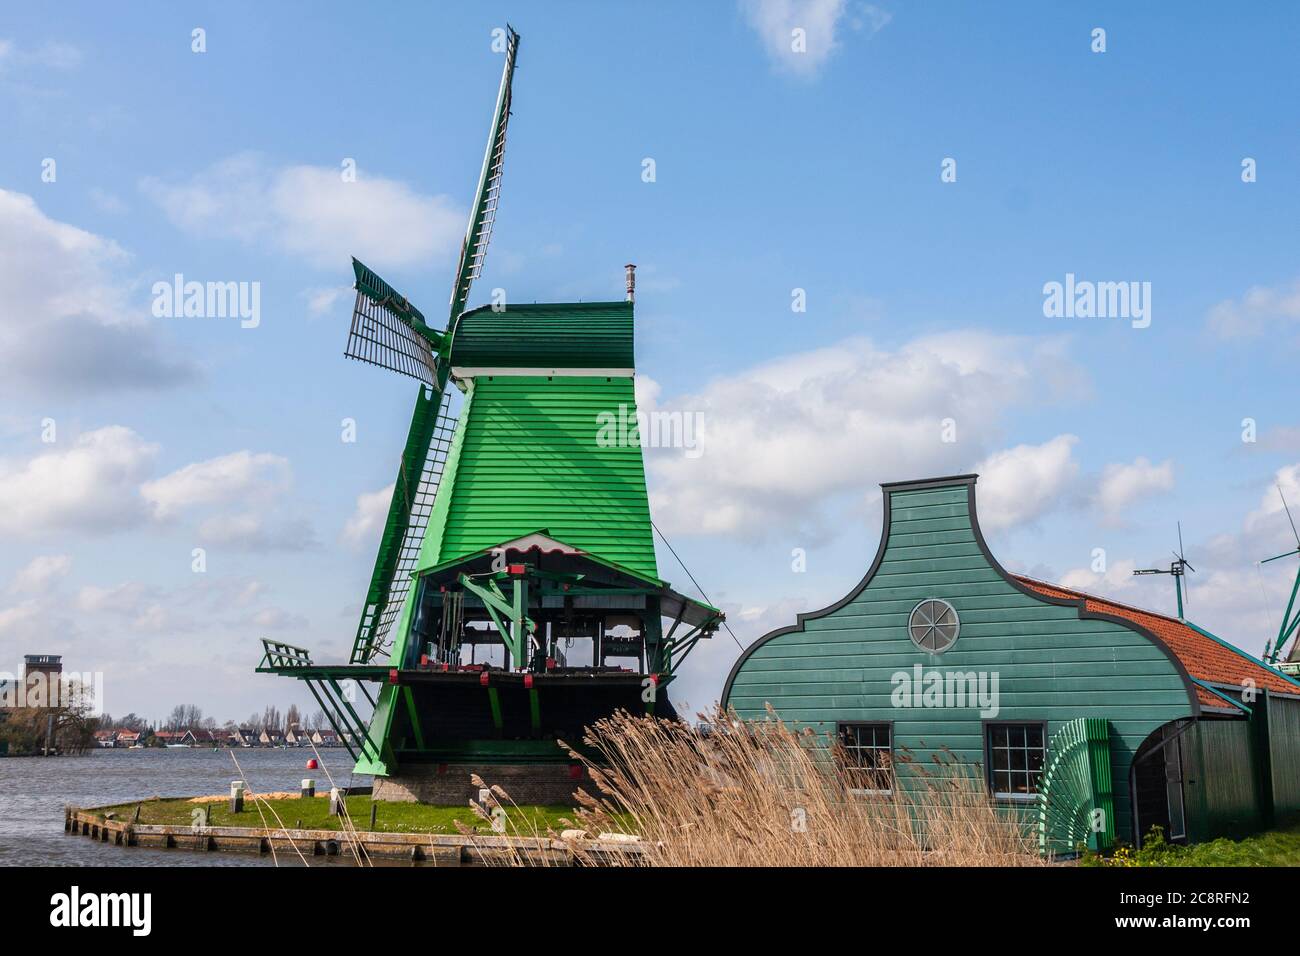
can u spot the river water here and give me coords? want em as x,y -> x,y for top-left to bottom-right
0,748 -> 372,867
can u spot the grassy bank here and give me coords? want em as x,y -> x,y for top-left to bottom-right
88,795 -> 575,836
1083,825 -> 1300,866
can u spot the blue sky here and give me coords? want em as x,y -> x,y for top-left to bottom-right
2,1 -> 1300,722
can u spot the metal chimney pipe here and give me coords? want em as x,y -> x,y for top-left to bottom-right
625,263 -> 636,303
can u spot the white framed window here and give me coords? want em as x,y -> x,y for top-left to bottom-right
837,722 -> 894,794
986,722 -> 1047,801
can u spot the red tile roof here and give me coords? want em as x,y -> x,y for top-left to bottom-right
1015,576 -> 1300,711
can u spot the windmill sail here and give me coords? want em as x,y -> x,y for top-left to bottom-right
345,258 -> 444,386
347,29 -> 520,664
447,24 -> 519,323
350,386 -> 458,664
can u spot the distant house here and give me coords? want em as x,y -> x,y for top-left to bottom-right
258,728 -> 285,747
283,727 -> 310,746
230,727 -> 257,748
93,729 -> 119,748
310,728 -> 339,747
192,729 -> 223,747
115,729 -> 149,747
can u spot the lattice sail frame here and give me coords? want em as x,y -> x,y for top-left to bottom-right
448,25 -> 519,320
351,389 -> 459,664
345,258 -> 443,387
343,29 -> 522,665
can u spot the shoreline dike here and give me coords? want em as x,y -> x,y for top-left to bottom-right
63,805 -> 643,866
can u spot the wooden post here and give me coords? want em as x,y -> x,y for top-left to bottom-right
329,787 -> 343,816
230,781 -> 245,813
301,778 -> 315,799
369,802 -> 378,830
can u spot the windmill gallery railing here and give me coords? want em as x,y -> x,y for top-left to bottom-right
257,639 -> 383,766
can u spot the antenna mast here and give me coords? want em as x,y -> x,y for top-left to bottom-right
1133,521 -> 1196,620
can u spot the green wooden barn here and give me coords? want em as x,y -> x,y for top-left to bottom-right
722,474 -> 1300,850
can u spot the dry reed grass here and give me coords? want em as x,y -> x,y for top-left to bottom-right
538,707 -> 1043,867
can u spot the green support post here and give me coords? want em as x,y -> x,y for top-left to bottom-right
459,573 -> 535,669
402,686 -> 426,751
644,601 -> 665,673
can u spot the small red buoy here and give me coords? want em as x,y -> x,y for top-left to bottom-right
306,758 -> 319,770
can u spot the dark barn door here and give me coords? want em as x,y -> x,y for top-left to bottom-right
1131,721 -> 1188,847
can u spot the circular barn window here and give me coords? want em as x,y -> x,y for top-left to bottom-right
908,599 -> 960,653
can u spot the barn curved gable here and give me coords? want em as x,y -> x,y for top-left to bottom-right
721,473 -> 1203,717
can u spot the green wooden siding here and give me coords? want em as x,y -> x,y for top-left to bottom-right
1180,719 -> 1262,841
724,479 -> 1198,841
450,302 -> 634,369
417,375 -> 657,580
1266,693 -> 1300,824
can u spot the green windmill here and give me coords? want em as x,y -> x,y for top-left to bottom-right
257,27 -> 722,796
1260,485 -> 1300,671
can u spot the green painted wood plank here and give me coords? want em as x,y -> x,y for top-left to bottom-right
725,476 -> 1199,846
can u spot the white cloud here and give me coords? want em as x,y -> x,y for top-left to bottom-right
134,448 -> 316,551
1052,466 -> 1300,655
1245,463 -> 1300,537
738,0 -> 890,77
88,187 -> 128,214
77,581 -> 151,615
197,513 -> 317,553
142,450 -> 292,520
343,483 -> 395,546
1096,456 -> 1175,521
0,426 -> 158,535
645,332 -> 1087,538
9,554 -> 72,593
0,599 -> 40,637
0,39 -> 82,71
140,153 -> 466,270
974,435 -> 1080,532
0,189 -> 194,394
76,581 -> 176,633
1206,279 -> 1300,340
1059,558 -> 1140,596
304,285 -> 351,316
248,607 -> 308,631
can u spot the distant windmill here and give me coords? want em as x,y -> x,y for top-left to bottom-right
1133,522 -> 1196,619
1260,485 -> 1300,666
